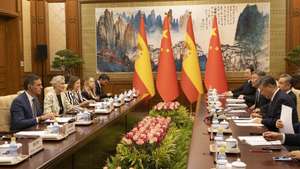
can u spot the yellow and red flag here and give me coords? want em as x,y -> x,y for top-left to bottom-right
181,14 -> 204,103
133,14 -> 155,99
156,15 -> 179,102
204,15 -> 228,93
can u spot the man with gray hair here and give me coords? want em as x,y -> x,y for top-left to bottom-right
277,73 -> 297,106
239,70 -> 268,108
252,76 -> 298,131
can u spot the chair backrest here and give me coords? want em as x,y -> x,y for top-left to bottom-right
292,88 -> 300,122
0,94 -> 18,132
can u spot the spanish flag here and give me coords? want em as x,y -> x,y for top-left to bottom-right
132,14 -> 155,98
204,15 -> 228,93
181,14 -> 204,103
156,15 -> 179,102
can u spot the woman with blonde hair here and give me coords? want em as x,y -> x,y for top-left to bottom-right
82,77 -> 99,101
44,75 -> 73,115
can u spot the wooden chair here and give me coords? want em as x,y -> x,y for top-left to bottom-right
0,94 -> 18,133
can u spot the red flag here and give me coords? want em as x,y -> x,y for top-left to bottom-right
204,15 -> 228,93
156,15 -> 179,102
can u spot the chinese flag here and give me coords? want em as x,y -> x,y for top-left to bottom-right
204,15 -> 228,93
181,14 -> 204,103
156,15 -> 179,102
133,14 -> 155,99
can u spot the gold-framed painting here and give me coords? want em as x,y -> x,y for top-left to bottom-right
80,0 -> 286,80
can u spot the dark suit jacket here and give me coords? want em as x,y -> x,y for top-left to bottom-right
233,80 -> 256,98
254,91 -> 269,109
288,91 -> 297,107
285,133 -> 300,146
262,89 -> 299,131
10,92 -> 43,131
95,80 -> 107,99
244,90 -> 268,107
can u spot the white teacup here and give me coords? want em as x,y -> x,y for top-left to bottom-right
226,136 -> 238,149
231,158 -> 246,169
220,120 -> 229,129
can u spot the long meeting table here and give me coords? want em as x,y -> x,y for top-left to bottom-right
188,95 -> 300,169
0,98 -> 142,169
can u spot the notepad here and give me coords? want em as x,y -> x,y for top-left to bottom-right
279,105 -> 295,134
238,136 -> 281,146
16,131 -> 61,139
226,98 -> 245,103
233,119 -> 254,123
227,103 -> 248,108
45,117 -> 74,123
228,109 -> 247,113
235,123 -> 264,127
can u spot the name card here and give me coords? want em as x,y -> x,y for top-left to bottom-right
26,137 -> 43,156
63,123 -> 76,137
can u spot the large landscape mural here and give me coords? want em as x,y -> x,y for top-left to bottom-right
95,3 -> 270,72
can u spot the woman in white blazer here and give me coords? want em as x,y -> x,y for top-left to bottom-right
44,75 -> 73,115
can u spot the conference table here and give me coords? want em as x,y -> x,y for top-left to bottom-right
187,95 -> 300,169
2,95 -> 300,169
0,97 -> 143,169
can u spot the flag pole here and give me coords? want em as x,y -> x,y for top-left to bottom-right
189,103 -> 193,116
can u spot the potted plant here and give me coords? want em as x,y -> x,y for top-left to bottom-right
52,49 -> 83,80
287,45 -> 300,67
286,45 -> 300,88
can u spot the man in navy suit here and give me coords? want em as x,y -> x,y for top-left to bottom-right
263,131 -> 300,159
239,70 -> 267,107
252,76 -> 298,131
278,73 -> 297,106
264,131 -> 300,146
232,65 -> 256,98
10,74 -> 55,131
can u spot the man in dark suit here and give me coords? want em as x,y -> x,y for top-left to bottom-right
95,74 -> 110,99
239,70 -> 266,107
278,73 -> 297,106
252,76 -> 298,131
232,65 -> 256,98
10,74 -> 55,131
263,131 -> 300,159
264,131 -> 300,146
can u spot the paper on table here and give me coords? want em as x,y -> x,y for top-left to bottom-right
238,136 -> 282,146
279,105 -> 295,134
231,116 -> 251,120
227,103 -> 248,108
45,117 -> 74,123
226,98 -> 245,103
0,156 -> 15,163
233,119 -> 253,123
16,131 -> 59,138
235,123 -> 263,127
228,109 -> 247,113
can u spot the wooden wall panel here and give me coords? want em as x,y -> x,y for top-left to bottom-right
66,0 -> 80,53
0,0 -> 23,95
286,0 -> 300,74
6,18 -> 22,94
287,0 -> 300,50
0,0 -> 18,16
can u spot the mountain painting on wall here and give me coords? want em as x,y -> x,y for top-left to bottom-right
95,3 -> 270,73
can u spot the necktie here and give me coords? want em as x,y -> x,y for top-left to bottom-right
32,97 -> 39,117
